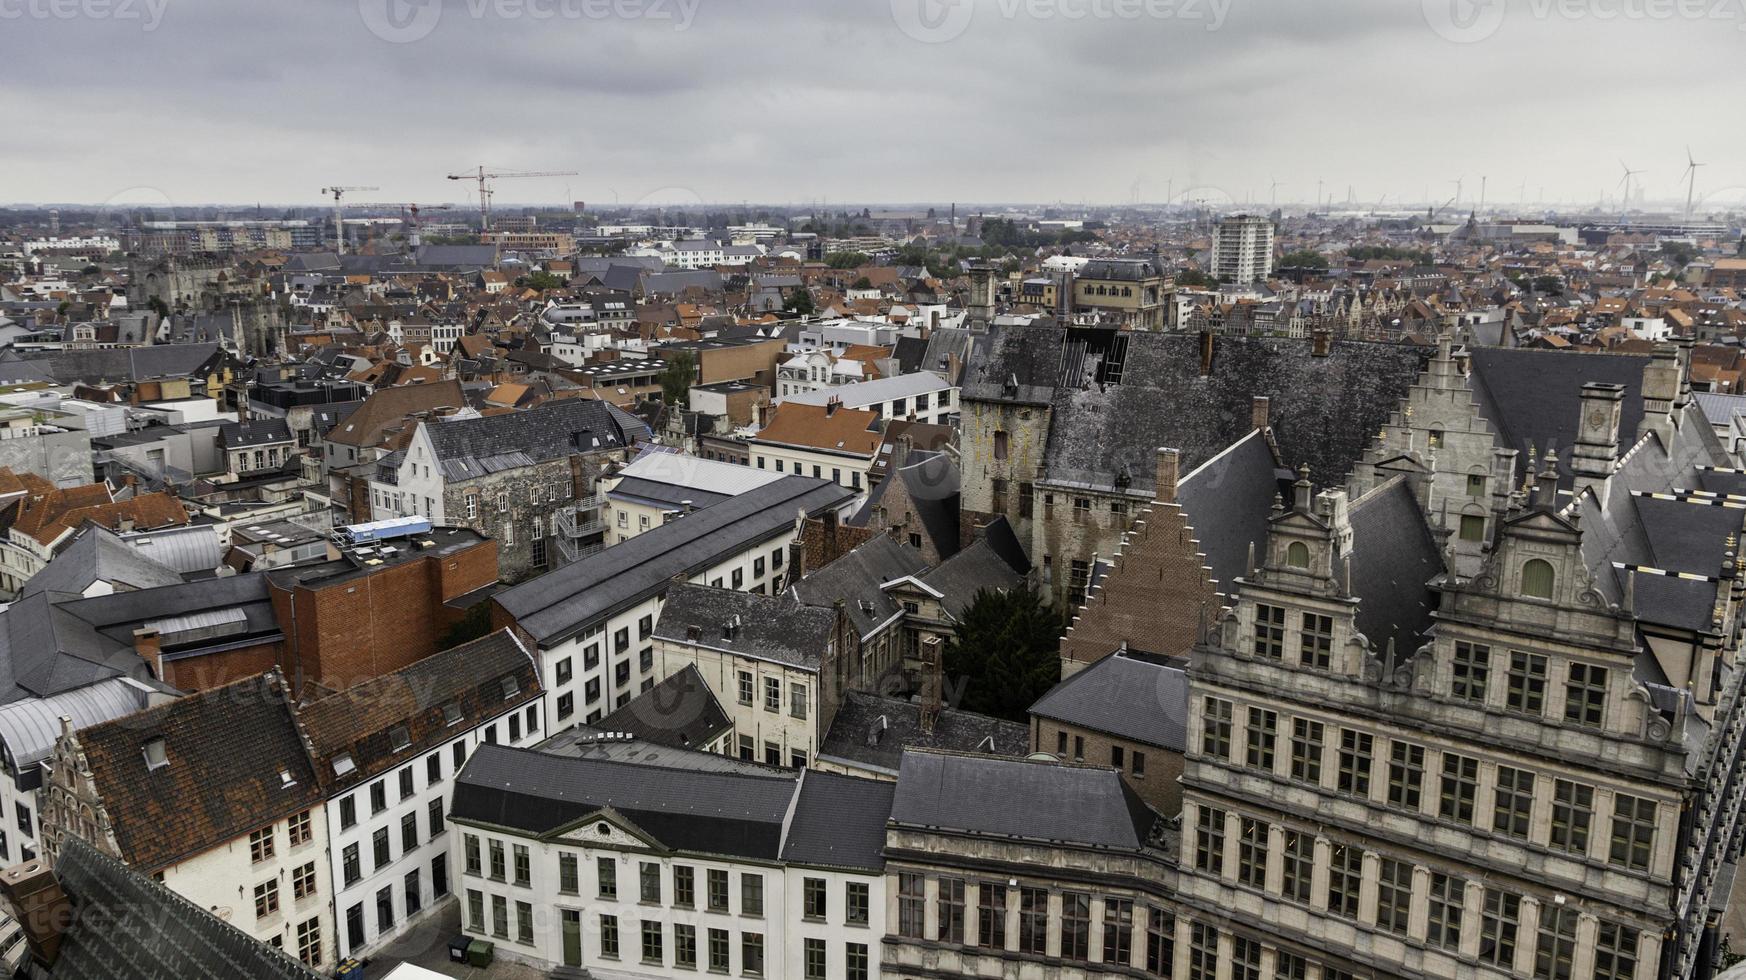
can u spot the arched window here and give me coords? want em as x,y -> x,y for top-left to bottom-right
1286,541 -> 1310,569
1521,559 -> 1555,599
1428,428 -> 1445,450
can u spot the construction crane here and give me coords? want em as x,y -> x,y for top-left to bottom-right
446,166 -> 576,231
321,185 -> 379,255
345,202 -> 456,251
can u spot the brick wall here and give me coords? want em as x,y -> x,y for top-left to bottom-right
159,642 -> 284,693
1058,497 -> 1217,673
270,538 -> 499,693
1030,716 -> 1182,816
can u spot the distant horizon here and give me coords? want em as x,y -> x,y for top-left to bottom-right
6,1 -> 1743,207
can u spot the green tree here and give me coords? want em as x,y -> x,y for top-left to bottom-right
942,586 -> 1065,722
784,288 -> 815,315
851,276 -> 873,290
660,349 -> 697,407
520,270 -> 567,291
1280,249 -> 1329,270
825,251 -> 869,269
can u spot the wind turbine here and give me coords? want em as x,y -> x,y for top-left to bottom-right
1617,160 -> 1643,220
1270,177 -> 1282,208
1451,177 -> 1464,208
1682,147 -> 1705,220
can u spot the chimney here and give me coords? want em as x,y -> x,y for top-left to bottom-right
1250,396 -> 1271,432
1571,382 -> 1625,498
1311,328 -> 1332,357
825,395 -> 840,418
889,434 -> 911,475
0,858 -> 71,969
132,628 -> 161,674
1638,344 -> 1681,447
1198,330 -> 1214,377
918,635 -> 944,734
1154,447 -> 1180,504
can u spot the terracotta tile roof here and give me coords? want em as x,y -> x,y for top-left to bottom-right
297,629 -> 540,791
73,671 -> 324,872
754,402 -> 882,456
326,379 -> 465,448
13,490 -> 190,548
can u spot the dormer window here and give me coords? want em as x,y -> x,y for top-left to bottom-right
388,725 -> 411,753
443,702 -> 463,726
142,738 -> 168,771
1520,559 -> 1556,600
332,752 -> 356,778
1286,542 -> 1310,569
500,676 -> 520,701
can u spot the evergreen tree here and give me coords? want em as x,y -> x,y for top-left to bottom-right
942,586 -> 1064,722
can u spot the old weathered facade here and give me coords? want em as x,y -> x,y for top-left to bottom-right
1176,337 -> 1745,980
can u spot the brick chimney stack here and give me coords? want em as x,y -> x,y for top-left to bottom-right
132,628 -> 162,675
1251,396 -> 1271,432
0,858 -> 71,969
1155,447 -> 1180,504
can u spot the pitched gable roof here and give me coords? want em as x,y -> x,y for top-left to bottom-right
73,671 -> 323,871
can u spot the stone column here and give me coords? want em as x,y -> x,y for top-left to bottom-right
1046,890 -> 1062,959
964,881 -> 980,949
1408,865 -> 1432,942
1088,895 -> 1105,965
1265,823 -> 1287,895
1458,879 -> 1485,960
1310,836 -> 1332,913
1357,851 -> 1381,927
1571,912 -> 1598,979
1004,883 -> 1020,954
1515,897 -> 1541,977
1634,929 -> 1662,980
923,876 -> 938,942
1223,810 -> 1242,883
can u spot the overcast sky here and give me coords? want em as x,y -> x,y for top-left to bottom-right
4,0 -> 1743,210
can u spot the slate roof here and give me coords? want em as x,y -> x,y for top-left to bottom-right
451,744 -> 796,861
889,751 -> 1156,849
962,325 -> 1427,491
790,535 -> 928,638
421,398 -> 647,481
496,476 -> 853,645
1467,347 -> 1650,488
38,836 -> 325,980
75,671 -> 324,872
916,538 -> 1024,618
217,417 -> 292,449
20,525 -> 184,598
849,450 -> 959,555
594,664 -> 731,751
779,769 -> 895,871
1029,649 -> 1189,750
652,584 -> 835,671
0,343 -> 223,386
1176,429 -> 1292,595
1348,477 -> 1445,660
817,691 -> 1029,776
